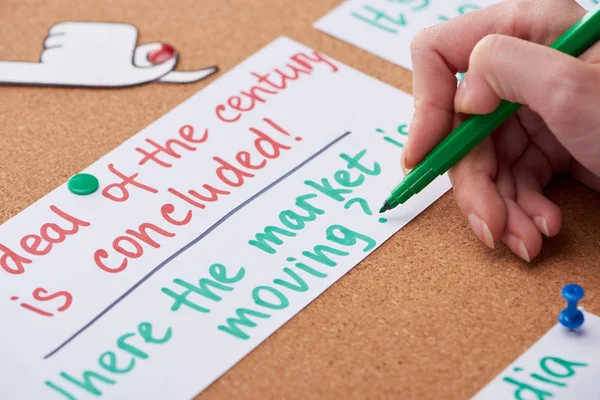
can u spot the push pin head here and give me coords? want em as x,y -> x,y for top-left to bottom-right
558,283 -> 585,330
67,173 -> 99,195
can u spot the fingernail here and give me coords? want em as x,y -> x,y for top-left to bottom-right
534,216 -> 550,236
454,74 -> 471,113
507,234 -> 530,262
401,154 -> 411,176
467,213 -> 495,249
518,239 -> 530,262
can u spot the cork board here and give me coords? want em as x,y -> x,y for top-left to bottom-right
1,0 -> 599,399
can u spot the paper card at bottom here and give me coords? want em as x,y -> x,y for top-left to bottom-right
473,311 -> 600,399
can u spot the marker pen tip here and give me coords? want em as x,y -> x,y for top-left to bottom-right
379,202 -> 391,214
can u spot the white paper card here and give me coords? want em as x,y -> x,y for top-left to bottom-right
315,0 -> 502,70
473,311 -> 600,399
314,0 -> 597,71
0,36 -> 450,399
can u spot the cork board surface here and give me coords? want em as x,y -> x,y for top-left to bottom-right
1,0 -> 599,399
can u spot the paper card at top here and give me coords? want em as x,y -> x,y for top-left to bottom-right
314,0 -> 501,70
314,0 -> 597,71
0,36 -> 450,399
472,311 -> 600,399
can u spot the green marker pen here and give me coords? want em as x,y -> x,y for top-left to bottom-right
380,4 -> 600,213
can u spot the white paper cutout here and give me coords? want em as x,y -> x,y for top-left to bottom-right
0,22 -> 218,88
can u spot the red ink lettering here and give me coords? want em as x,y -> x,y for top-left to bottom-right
136,138 -> 196,168
1,243 -> 33,274
32,288 -> 73,312
217,52 -> 337,123
189,186 -> 231,203
251,71 -> 285,91
11,295 -> 54,317
216,104 -> 241,123
272,64 -> 311,89
236,151 -> 266,170
20,302 -> 54,317
2,206 -> 89,274
263,117 -> 291,137
250,125 -> 291,159
242,84 -> 277,103
20,234 -> 51,256
179,125 -> 208,144
113,236 -> 144,259
39,206 -> 91,248
160,204 -> 193,226
125,223 -> 175,249
102,164 -> 158,203
97,222 -> 177,274
227,96 -> 251,112
290,51 -> 339,73
168,186 -> 230,209
214,156 -> 255,188
0,243 -> 31,275
94,249 -> 128,274
168,188 -> 206,209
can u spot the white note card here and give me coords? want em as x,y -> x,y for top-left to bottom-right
473,311 -> 600,399
314,0 -> 502,70
0,36 -> 450,399
314,0 -> 597,71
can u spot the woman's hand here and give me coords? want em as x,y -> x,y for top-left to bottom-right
403,0 -> 600,261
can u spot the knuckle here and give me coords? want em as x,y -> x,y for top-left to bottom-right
544,62 -> 585,119
506,0 -> 534,19
470,34 -> 503,68
410,26 -> 434,53
502,0 -> 535,37
450,162 -> 485,196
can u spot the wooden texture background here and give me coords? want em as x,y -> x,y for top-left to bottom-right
1,0 -> 599,399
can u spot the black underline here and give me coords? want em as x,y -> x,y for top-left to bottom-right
43,130 -> 352,359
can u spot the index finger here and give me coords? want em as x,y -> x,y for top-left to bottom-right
403,0 -> 585,170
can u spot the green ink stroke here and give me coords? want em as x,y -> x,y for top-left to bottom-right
248,150 -> 380,255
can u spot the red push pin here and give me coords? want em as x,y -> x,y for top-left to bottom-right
148,44 -> 176,65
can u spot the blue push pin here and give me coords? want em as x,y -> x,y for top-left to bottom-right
558,283 -> 585,330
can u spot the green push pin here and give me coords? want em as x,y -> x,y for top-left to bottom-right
68,173 -> 99,195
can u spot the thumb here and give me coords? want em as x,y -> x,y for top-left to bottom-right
454,34 -> 600,175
